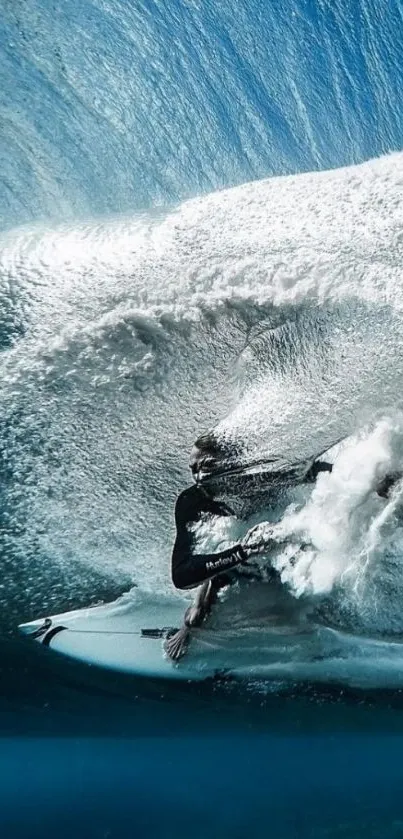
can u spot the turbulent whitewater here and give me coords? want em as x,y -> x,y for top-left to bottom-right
1,152 -> 403,663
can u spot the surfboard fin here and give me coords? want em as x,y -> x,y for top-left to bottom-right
164,626 -> 191,661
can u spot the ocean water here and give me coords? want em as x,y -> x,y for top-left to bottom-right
2,1 -> 403,836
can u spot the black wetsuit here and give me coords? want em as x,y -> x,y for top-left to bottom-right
171,460 -> 335,591
167,462 -> 402,660
171,484 -> 247,590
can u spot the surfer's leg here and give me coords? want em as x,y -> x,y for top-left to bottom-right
376,472 -> 403,498
184,578 -> 217,627
164,573 -> 234,661
164,580 -> 212,662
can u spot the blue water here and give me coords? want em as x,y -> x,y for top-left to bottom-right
2,0 -> 403,836
3,735 -> 403,838
4,634 -> 403,837
1,0 -> 403,229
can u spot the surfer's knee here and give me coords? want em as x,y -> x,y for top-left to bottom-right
376,472 -> 403,498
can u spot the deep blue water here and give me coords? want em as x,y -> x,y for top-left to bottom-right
2,0 -> 403,836
3,633 -> 403,837
3,734 -> 403,839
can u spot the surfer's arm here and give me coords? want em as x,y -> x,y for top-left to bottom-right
304,460 -> 333,482
201,498 -> 235,517
171,542 -> 247,590
305,464 -> 402,497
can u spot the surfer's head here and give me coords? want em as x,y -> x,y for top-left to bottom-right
189,429 -> 284,489
190,432 -> 235,484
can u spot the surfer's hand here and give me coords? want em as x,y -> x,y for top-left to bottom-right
241,524 -> 274,557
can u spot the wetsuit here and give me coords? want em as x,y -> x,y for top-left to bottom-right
166,462 -> 402,660
171,459 -> 336,591
171,484 -> 247,590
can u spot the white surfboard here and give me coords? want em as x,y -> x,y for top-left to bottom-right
19,589 -> 313,682
18,587 -> 403,687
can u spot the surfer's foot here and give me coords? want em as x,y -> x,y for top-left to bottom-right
163,601 -> 206,660
164,581 -> 217,661
164,626 -> 191,661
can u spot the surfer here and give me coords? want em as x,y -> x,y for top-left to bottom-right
164,482 -> 270,660
165,452 -> 403,660
164,458 -> 333,660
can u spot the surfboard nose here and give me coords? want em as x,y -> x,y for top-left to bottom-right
19,617 -> 53,639
19,618 -> 47,635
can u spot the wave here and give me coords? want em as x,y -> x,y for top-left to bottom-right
1,153 -> 403,651
1,0 -> 403,230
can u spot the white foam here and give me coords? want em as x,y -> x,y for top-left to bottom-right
268,419 -> 403,608
1,151 -> 403,329
1,153 -> 403,621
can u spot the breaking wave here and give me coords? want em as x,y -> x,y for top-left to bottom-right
2,0 -> 403,689
1,153 -> 403,657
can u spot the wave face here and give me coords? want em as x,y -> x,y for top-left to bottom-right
1,0 -> 403,230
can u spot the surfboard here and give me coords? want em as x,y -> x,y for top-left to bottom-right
18,586 -> 326,682
19,587 -> 403,687
19,593 -> 208,681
